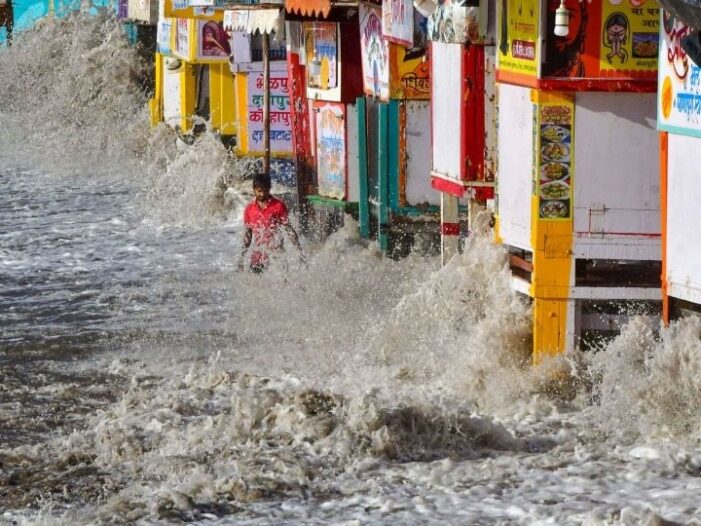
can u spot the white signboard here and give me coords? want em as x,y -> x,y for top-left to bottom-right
658,11 -> 701,138
246,72 -> 293,154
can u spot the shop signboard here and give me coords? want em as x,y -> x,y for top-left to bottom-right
315,102 -> 346,199
360,3 -> 390,100
390,11 -> 430,99
541,0 -> 659,81
498,0 -> 659,87
382,0 -> 413,47
246,72 -> 293,154
304,22 -> 338,90
658,11 -> 701,137
496,0 -> 539,81
172,17 -> 230,63
535,97 -> 575,220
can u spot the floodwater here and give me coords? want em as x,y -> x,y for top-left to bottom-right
3,12 -> 701,526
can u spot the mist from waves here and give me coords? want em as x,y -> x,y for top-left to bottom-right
4,10 -> 701,526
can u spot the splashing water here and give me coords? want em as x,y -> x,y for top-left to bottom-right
4,11 -> 701,526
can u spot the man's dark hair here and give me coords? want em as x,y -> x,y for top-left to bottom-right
252,173 -> 271,190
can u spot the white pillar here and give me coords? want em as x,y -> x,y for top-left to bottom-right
441,192 -> 459,265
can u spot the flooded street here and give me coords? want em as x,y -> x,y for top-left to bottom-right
3,12 -> 701,526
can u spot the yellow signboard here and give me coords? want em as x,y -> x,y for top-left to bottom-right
598,0 -> 659,77
497,0 -> 539,80
389,44 -> 430,99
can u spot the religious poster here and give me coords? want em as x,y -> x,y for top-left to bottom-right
360,3 -> 390,100
390,10 -> 430,99
196,19 -> 231,61
658,11 -> 701,137
303,22 -> 338,90
536,98 -> 575,220
382,0 -> 413,47
315,102 -> 346,200
246,72 -> 293,154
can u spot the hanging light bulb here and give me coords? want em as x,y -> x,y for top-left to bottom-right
554,0 -> 569,37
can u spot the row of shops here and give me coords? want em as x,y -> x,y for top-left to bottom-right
119,0 -> 701,362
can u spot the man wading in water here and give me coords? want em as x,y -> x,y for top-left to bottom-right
238,173 -> 303,273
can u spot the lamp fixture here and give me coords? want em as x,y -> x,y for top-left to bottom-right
554,0 -> 569,37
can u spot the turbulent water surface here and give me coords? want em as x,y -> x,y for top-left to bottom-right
3,12 -> 701,526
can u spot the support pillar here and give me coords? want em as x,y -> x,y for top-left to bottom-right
441,192 -> 459,265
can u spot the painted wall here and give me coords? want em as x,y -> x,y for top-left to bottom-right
667,133 -> 701,304
572,92 -> 661,260
496,82 -> 534,250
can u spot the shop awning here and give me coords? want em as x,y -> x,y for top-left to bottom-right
284,0 -> 331,17
223,8 -> 284,35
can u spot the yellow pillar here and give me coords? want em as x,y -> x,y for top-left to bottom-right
179,62 -> 197,133
209,64 -> 237,137
149,53 -> 164,128
235,73 -> 249,153
529,91 -> 575,364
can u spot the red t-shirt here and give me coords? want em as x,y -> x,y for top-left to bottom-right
243,197 -> 289,266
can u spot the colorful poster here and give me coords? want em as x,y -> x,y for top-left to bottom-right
390,11 -> 430,99
497,0 -> 539,77
174,18 -> 190,58
382,0 -> 413,47
197,19 -> 230,60
315,102 -> 346,199
540,0 -> 659,80
304,22 -> 338,90
246,72 -> 293,154
360,4 -> 390,100
537,100 -> 574,220
658,11 -> 701,137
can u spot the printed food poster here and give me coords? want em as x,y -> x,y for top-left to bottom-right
658,11 -> 701,137
315,102 -> 346,200
304,22 -> 338,90
497,0 -> 539,77
541,0 -> 658,80
246,73 -> 293,154
390,11 -> 430,99
360,4 -> 390,100
382,0 -> 413,47
537,101 -> 574,220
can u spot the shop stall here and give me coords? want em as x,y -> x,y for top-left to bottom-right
495,0 -> 662,361
428,0 -> 496,262
658,10 -> 701,322
355,1 -> 436,256
283,0 -> 364,237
